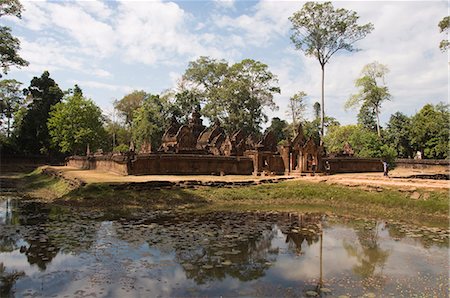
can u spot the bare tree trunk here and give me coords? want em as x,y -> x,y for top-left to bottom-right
375,105 -> 381,138
7,117 -> 10,138
320,64 -> 325,145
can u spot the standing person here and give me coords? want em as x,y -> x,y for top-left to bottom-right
382,160 -> 389,177
311,157 -> 317,176
325,161 -> 331,175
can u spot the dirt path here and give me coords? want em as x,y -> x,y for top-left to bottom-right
46,166 -> 449,191
301,170 -> 449,191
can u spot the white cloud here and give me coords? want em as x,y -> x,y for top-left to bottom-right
7,0 -> 447,127
213,0 -> 235,9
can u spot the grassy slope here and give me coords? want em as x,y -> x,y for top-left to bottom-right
17,169 -> 449,228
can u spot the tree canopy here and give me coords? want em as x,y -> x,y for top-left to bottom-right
0,0 -> 28,77
289,1 -> 373,141
132,93 -> 173,150
410,103 -> 449,159
114,90 -> 147,127
48,90 -> 106,155
16,71 -> 63,154
438,16 -> 449,52
0,78 -> 23,137
346,61 -> 391,137
181,57 -> 279,134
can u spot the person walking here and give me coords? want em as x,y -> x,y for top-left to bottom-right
311,157 -> 317,176
382,160 -> 389,177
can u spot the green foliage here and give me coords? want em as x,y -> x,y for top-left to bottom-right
113,144 -> 129,153
0,0 -> 28,77
16,71 -> 63,154
324,124 -> 395,160
0,79 -> 23,137
410,103 -> 449,159
0,0 -> 23,18
289,1 -> 373,139
286,91 -> 307,126
384,112 -> 413,158
104,120 -> 131,151
182,57 -> 280,135
289,2 -> 374,66
132,93 -> 173,150
438,16 -> 449,52
347,61 -> 390,137
266,117 -> 290,144
48,89 -> 106,155
357,101 -> 377,132
114,90 -> 146,126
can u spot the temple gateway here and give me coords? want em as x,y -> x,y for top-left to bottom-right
67,110 -> 383,176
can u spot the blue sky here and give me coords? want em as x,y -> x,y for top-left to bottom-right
3,0 -> 448,128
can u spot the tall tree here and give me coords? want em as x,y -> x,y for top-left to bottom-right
289,2 -> 373,143
0,0 -> 28,77
217,59 -> 279,134
357,101 -> 377,132
48,89 -> 106,155
313,101 -> 321,121
346,61 -> 391,137
385,112 -> 413,158
132,94 -> 173,151
438,16 -> 449,52
182,57 -> 279,135
266,117 -> 290,144
16,71 -> 63,154
410,103 -> 449,159
0,79 -> 23,137
114,90 -> 146,127
286,91 -> 307,127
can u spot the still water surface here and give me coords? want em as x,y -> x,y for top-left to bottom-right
0,197 -> 448,297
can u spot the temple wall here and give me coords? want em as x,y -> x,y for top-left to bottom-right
66,155 -> 129,175
129,154 -> 253,175
394,158 -> 449,172
67,154 -> 253,176
323,157 -> 383,173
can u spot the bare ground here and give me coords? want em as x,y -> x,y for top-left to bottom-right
46,166 -> 449,191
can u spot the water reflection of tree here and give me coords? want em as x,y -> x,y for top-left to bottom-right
0,262 -> 25,298
343,221 -> 390,288
2,200 -> 98,270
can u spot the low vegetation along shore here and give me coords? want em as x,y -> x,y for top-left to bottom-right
3,166 -> 447,229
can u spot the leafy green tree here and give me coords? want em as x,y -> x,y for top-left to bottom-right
48,89 -> 106,155
385,112 -> 413,158
289,1 -> 373,142
313,102 -> 321,120
286,91 -> 307,129
324,124 -> 395,161
217,59 -> 279,134
346,61 -> 391,137
0,0 -> 28,77
438,16 -> 449,52
0,79 -> 23,137
16,71 -> 63,154
266,117 -> 290,144
132,94 -> 173,150
410,103 -> 449,159
182,57 -> 280,135
114,90 -> 146,127
357,101 -> 377,132
0,0 -> 23,17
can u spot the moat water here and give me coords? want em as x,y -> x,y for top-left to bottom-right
0,196 -> 448,297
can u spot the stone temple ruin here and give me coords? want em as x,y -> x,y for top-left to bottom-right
67,109 -> 383,176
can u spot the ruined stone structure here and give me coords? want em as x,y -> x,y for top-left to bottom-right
67,110 -> 385,176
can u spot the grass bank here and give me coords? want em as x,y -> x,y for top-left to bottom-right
13,168 -> 450,228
